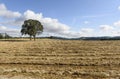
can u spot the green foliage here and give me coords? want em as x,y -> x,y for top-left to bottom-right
0,33 -> 12,39
0,34 -> 3,39
21,19 -> 43,40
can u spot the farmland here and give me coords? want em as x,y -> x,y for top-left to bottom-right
0,39 -> 120,79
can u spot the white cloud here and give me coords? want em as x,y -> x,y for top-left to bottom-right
118,6 -> 120,10
0,25 -> 20,36
114,21 -> 120,27
111,31 -> 120,36
58,28 -> 94,37
0,3 -> 21,18
0,26 -> 7,30
42,18 -> 70,33
100,25 -> 114,31
23,10 -> 43,20
81,28 -> 94,33
84,21 -> 90,24
0,3 -> 97,38
79,28 -> 94,37
0,3 -> 6,10
0,26 -> 21,37
24,10 -> 70,33
21,10 -> 96,37
0,9 -> 95,38
0,4 -> 96,38
3,10 -> 70,36
2,3 -> 120,37
0,25 -> 19,33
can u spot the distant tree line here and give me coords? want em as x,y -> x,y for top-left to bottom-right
0,33 -> 12,39
44,36 -> 120,40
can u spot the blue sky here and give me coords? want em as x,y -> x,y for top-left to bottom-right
0,0 -> 120,37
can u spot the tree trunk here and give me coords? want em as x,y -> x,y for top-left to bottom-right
33,35 -> 36,41
30,35 -> 32,40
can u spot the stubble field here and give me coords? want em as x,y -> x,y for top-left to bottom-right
0,39 -> 120,79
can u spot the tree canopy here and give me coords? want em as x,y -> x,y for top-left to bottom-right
21,19 -> 43,40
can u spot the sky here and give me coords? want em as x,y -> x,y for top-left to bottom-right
0,0 -> 120,37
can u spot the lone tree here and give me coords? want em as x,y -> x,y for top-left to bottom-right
21,19 -> 43,41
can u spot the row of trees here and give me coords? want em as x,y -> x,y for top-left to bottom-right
0,33 -> 11,39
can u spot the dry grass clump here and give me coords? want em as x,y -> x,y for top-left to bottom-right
0,39 -> 120,79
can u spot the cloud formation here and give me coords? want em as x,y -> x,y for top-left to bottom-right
118,6 -> 120,10
100,25 -> 114,31
114,21 -> 120,27
83,21 -> 90,24
0,4 -> 21,18
81,28 -> 94,33
0,26 -> 7,30
11,10 -> 71,35
0,25 -> 20,36
2,3 -> 118,37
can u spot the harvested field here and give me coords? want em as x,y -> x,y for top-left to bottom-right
0,39 -> 120,79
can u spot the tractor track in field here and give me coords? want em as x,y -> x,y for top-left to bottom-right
0,39 -> 120,79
